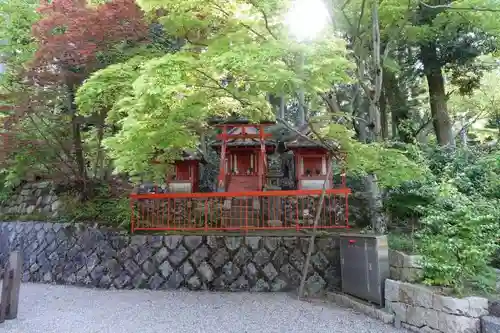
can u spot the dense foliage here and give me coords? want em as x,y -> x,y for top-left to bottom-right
418,183 -> 500,292
385,146 -> 500,292
0,0 -> 500,291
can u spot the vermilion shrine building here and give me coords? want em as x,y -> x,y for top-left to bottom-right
132,119 -> 351,232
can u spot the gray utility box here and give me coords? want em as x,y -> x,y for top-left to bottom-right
339,233 -> 389,306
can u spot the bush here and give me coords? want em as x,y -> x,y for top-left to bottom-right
59,185 -> 131,229
417,184 -> 500,293
388,233 -> 419,254
453,150 -> 500,199
385,179 -> 439,228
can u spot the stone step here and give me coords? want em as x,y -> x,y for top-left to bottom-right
222,198 -> 260,211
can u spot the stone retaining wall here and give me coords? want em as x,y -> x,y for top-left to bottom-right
0,222 -> 341,294
385,279 -> 488,333
389,250 -> 423,283
0,182 -> 61,216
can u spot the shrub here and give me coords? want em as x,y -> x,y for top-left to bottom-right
417,184 -> 500,293
388,233 -> 419,254
59,185 -> 131,229
453,150 -> 500,199
385,179 -> 439,228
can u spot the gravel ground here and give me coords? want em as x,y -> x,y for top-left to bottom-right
2,283 -> 409,333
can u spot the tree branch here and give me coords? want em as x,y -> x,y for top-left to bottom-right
420,1 -> 500,12
298,163 -> 333,299
276,118 -> 330,150
319,91 -> 342,114
413,116 -> 433,138
211,2 -> 268,40
194,69 -> 251,107
454,111 -> 489,139
247,0 -> 278,40
25,113 -> 78,178
356,0 -> 367,39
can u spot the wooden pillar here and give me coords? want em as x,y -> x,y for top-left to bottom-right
258,125 -> 265,190
218,125 -> 227,190
326,155 -> 332,188
0,251 -> 23,323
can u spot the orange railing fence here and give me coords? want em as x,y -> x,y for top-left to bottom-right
130,188 -> 351,232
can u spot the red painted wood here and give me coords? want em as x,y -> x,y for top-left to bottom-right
218,125 -> 227,186
130,188 -> 351,232
176,163 -> 190,180
227,175 -> 260,192
130,188 -> 352,199
215,133 -> 272,140
303,156 -> 323,175
227,152 -> 259,175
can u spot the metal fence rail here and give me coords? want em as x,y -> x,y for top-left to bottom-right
130,188 -> 351,232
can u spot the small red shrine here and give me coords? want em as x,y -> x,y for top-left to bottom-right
211,120 -> 275,192
285,128 -> 332,190
152,150 -> 204,193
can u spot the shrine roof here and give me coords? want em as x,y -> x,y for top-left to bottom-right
208,116 -> 276,126
179,149 -> 205,161
152,148 -> 206,163
282,124 -> 327,149
211,125 -> 275,147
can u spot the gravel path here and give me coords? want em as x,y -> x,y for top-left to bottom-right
2,283 -> 408,333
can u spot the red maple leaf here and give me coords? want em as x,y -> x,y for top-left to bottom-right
30,0 -> 149,86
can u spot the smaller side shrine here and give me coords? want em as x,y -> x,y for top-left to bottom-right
284,127 -> 333,190
151,149 -> 205,193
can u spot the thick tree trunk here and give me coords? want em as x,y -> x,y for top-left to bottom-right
268,94 -> 286,121
357,98 -> 369,142
383,69 -> 412,142
367,0 -> 386,234
279,95 -> 286,120
358,1 -> 386,235
420,42 -> 455,147
364,173 -> 385,233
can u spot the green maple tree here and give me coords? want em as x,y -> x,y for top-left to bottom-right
77,0 -> 425,185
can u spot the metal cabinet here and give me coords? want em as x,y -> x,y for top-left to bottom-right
339,233 -> 389,306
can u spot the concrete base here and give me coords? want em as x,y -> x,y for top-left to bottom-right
326,291 -> 394,325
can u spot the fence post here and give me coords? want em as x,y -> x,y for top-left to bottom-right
0,251 -> 23,323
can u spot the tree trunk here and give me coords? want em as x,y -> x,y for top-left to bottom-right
366,0 -> 386,234
268,94 -> 286,120
364,173 -> 386,233
67,84 -> 88,196
380,88 -> 388,140
279,95 -> 286,120
384,69 -> 412,142
296,52 -> 306,126
93,110 -> 106,180
459,115 -> 468,147
420,42 -> 455,147
357,98 -> 369,142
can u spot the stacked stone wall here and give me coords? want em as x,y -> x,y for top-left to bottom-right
0,222 -> 341,294
385,279 -> 488,333
0,182 -> 61,216
389,249 -> 423,283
